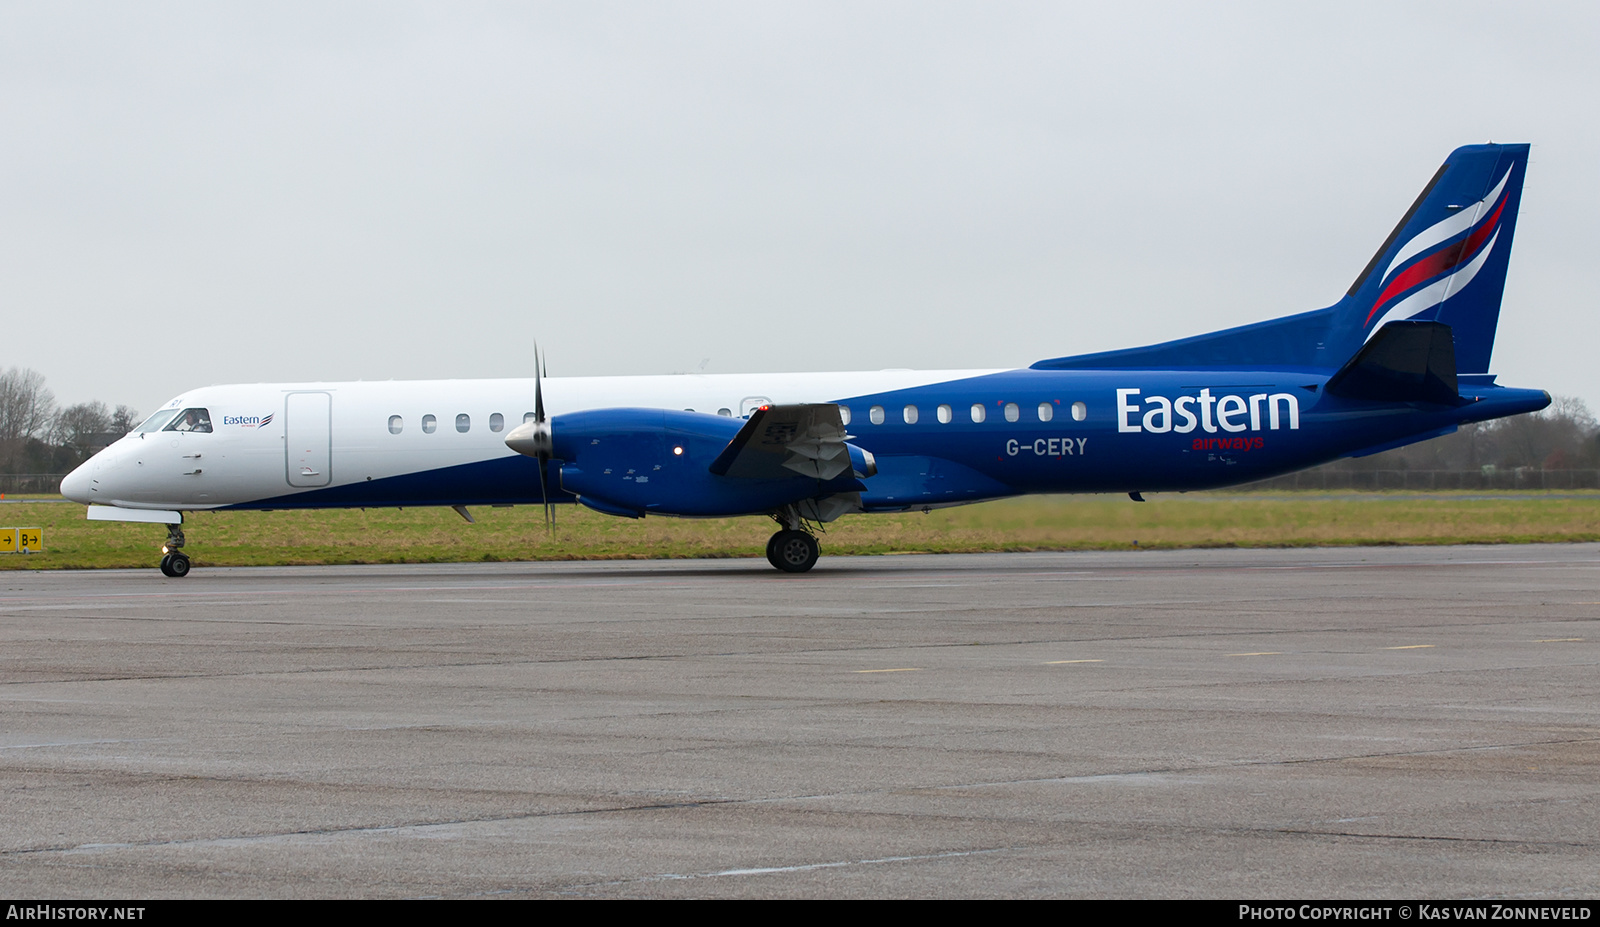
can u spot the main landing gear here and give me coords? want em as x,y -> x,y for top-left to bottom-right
159,524 -> 190,578
766,529 -> 819,573
766,505 -> 821,573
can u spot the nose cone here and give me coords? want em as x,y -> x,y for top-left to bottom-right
60,460 -> 94,504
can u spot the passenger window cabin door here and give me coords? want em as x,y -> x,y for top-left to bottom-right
285,392 -> 332,487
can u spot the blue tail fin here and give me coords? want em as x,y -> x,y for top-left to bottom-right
1033,144 -> 1529,374
1336,143 -> 1527,373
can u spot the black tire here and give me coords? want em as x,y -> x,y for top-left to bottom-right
167,553 -> 191,578
159,553 -> 175,577
768,530 -> 819,573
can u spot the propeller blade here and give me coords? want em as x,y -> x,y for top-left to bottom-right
538,456 -> 551,531
534,343 -> 545,425
532,342 -> 551,531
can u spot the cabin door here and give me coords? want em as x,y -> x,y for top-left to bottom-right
285,392 -> 332,487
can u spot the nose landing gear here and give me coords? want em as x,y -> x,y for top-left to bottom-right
159,524 -> 191,578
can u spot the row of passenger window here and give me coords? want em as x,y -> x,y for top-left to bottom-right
387,412 -> 536,435
843,400 -> 1088,426
386,401 -> 1089,435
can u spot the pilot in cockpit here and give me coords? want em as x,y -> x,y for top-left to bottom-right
170,409 -> 213,433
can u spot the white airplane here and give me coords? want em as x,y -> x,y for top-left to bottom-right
61,143 -> 1549,576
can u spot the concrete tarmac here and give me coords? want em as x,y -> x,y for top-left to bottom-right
1,546 -> 1597,898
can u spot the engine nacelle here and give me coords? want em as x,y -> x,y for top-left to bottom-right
549,408 -> 870,518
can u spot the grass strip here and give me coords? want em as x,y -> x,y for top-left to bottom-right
3,492 -> 1599,570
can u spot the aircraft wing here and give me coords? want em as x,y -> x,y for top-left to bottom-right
707,404 -> 854,480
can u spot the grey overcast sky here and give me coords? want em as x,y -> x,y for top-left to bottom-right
4,2 -> 1597,416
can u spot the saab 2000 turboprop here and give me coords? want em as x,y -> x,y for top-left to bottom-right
61,143 -> 1550,576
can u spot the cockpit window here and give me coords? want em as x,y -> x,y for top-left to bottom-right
136,409 -> 182,433
164,408 -> 213,433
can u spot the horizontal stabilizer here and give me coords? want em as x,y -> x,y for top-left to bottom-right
708,404 -> 854,480
1325,321 -> 1460,405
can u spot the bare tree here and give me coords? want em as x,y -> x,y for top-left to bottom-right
1489,396 -> 1598,469
52,400 -> 113,451
0,367 -> 56,442
1324,394 -> 1600,473
110,404 -> 140,434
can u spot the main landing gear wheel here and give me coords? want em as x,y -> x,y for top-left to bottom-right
766,529 -> 819,573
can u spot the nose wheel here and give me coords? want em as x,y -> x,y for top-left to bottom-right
766,529 -> 819,573
159,523 -> 191,578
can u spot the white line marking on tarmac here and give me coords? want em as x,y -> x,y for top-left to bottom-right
636,848 -> 1009,882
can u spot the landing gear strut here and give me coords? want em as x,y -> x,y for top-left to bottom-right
160,524 -> 190,578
